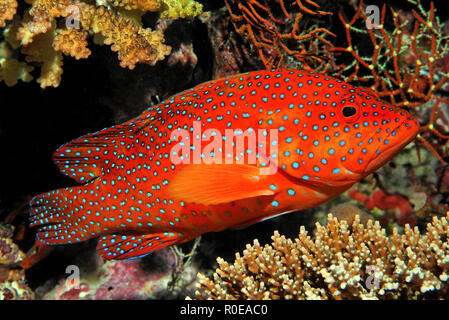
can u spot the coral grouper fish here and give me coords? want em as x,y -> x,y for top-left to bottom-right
29,69 -> 420,260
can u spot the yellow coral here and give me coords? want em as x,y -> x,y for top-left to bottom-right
53,28 -> 90,60
159,0 -> 203,19
21,22 -> 63,88
85,4 -> 171,69
0,56 -> 34,86
17,0 -> 71,45
0,0 -> 17,27
0,35 -> 34,86
0,0 -> 202,88
110,0 -> 160,11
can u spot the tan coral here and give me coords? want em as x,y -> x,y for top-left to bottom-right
85,4 -> 171,69
21,22 -> 63,88
110,0 -> 160,12
194,213 -> 449,300
0,0 -> 18,27
17,0 -> 73,45
1,0 -> 202,87
0,56 -> 34,86
53,28 -> 90,60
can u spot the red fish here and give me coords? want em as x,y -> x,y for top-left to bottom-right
29,69 -> 420,260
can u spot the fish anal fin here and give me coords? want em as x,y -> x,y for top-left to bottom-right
96,232 -> 180,260
167,164 -> 276,205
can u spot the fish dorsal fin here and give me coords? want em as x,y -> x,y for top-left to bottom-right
96,232 -> 180,260
53,109 -> 156,183
167,164 -> 277,205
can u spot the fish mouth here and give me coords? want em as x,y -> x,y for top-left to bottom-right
364,117 -> 420,174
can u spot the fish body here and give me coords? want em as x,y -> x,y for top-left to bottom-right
30,69 -> 420,260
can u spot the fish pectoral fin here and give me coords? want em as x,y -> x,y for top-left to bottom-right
167,164 -> 276,205
96,232 -> 180,260
231,209 -> 298,230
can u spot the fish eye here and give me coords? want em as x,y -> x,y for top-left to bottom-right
342,106 -> 357,117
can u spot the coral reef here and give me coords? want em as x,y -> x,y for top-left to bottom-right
1,0 -> 449,302
159,0 -> 203,19
36,243 -> 199,299
0,0 -> 202,88
341,142 -> 448,229
0,223 -> 34,299
331,0 -> 449,163
333,0 -> 449,107
348,188 -> 417,227
194,213 -> 449,299
41,249 -> 174,299
221,0 -> 449,163
199,7 -> 260,79
327,203 -> 373,225
224,0 -> 335,71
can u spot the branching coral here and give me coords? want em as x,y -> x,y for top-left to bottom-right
223,0 -> 449,163
0,0 -> 202,88
331,0 -> 449,163
333,0 -> 449,108
194,213 -> 449,299
224,0 -> 335,71
415,96 -> 449,164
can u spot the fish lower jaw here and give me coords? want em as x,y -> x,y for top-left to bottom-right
362,117 -> 419,174
365,134 -> 416,174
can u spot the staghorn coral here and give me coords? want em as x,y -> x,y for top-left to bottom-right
194,213 -> 449,299
82,3 -> 171,69
0,42 -> 34,86
0,0 -> 202,88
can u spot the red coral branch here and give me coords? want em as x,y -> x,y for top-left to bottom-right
333,0 -> 449,163
224,0 -> 335,70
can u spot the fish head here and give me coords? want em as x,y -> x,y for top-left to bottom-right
342,89 -> 420,176
279,85 -> 420,188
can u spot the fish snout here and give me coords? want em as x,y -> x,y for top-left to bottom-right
388,109 -> 420,145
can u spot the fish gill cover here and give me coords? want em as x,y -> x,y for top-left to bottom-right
0,0 -> 449,300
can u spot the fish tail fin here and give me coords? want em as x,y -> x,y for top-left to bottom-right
29,186 -> 88,245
